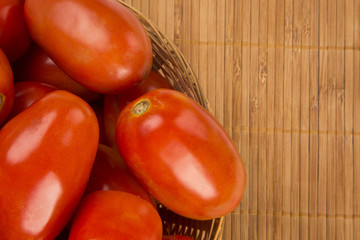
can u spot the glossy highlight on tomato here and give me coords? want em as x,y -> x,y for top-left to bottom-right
115,89 -> 246,220
68,191 -> 162,240
0,90 -> 99,239
24,0 -> 153,94
0,0 -> 32,62
0,48 -> 14,126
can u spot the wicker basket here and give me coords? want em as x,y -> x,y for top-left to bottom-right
119,1 -> 224,240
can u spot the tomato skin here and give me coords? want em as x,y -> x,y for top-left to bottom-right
68,191 -> 162,240
8,81 -> 57,119
0,0 -> 32,62
115,89 -> 246,220
0,90 -> 99,239
85,144 -> 157,208
0,48 -> 14,126
12,43 -> 101,102
104,70 -> 173,148
24,0 -> 152,94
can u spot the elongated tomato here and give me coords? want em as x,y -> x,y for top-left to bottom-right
0,0 -> 32,62
0,90 -> 99,239
115,89 -> 246,220
24,0 -> 152,94
0,48 -> 14,126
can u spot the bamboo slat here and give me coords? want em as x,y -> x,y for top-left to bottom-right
249,0 -> 260,239
309,0 -> 319,239
318,0 -> 328,238
335,1 -> 345,239
258,0 -> 268,238
266,0 -> 276,239
327,1 -> 337,239
354,0 -> 360,239
344,1 -> 354,239
300,0 -> 310,239
274,0 -> 284,239
227,0 -> 238,238
240,0 -> 251,238
127,1 -> 360,239
283,1 -> 293,239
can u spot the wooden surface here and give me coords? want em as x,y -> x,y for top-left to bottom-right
123,0 -> 360,239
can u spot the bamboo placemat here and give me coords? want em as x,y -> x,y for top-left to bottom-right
123,0 -> 360,239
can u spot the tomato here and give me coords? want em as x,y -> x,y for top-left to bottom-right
8,81 -> 57,119
85,144 -> 157,208
0,48 -> 14,126
163,235 -> 195,240
68,191 -> 162,240
0,0 -> 31,62
104,70 -> 173,147
12,43 -> 101,102
24,0 -> 152,94
0,90 -> 99,239
115,89 -> 246,220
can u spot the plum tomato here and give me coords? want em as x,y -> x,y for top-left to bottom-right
24,0 -> 153,94
104,70 -> 173,148
12,43 -> 101,102
115,89 -> 246,220
0,0 -> 32,62
8,81 -> 57,119
68,191 -> 162,240
85,144 -> 157,208
0,48 -> 14,126
0,90 -> 99,239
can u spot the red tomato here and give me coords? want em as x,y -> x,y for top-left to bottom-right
163,236 -> 195,240
0,0 -> 31,62
85,144 -> 157,208
0,90 -> 99,239
8,81 -> 57,119
68,191 -> 162,240
24,0 -> 152,94
12,43 -> 101,102
104,70 -> 172,147
0,48 -> 14,126
115,89 -> 246,220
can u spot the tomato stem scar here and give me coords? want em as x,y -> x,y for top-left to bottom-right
132,99 -> 150,116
